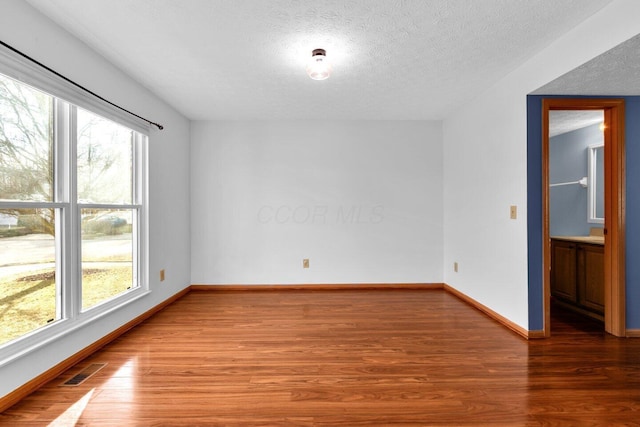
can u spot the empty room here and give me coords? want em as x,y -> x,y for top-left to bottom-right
1,0 -> 640,425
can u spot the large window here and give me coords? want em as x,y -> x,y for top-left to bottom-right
0,72 -> 147,349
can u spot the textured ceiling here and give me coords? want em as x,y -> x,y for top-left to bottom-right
535,33 -> 640,96
549,110 -> 603,138
26,0 -> 613,120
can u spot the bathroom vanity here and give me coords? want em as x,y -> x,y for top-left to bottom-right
550,235 -> 604,320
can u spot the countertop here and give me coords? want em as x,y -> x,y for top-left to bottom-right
551,235 -> 604,245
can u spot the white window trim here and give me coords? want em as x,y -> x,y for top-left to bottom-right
0,58 -> 150,367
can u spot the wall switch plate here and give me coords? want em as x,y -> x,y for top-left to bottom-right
454,262 -> 458,273
160,269 -> 165,281
303,259 -> 309,269
510,205 -> 517,219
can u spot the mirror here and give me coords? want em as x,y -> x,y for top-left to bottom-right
588,144 -> 604,224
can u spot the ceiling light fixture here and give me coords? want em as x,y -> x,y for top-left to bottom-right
306,48 -> 331,80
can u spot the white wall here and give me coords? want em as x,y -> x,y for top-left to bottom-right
443,0 -> 640,330
191,121 -> 442,285
0,2 -> 191,398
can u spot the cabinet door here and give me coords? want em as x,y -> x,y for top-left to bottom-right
578,243 -> 605,314
551,240 -> 577,302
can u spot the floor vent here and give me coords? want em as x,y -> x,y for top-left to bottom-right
61,363 -> 107,386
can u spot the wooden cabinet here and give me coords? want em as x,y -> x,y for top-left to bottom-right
578,243 -> 605,313
551,240 -> 577,302
551,238 -> 604,318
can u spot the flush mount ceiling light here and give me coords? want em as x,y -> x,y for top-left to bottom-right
306,48 -> 332,80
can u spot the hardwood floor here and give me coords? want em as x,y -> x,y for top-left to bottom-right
1,289 -> 640,426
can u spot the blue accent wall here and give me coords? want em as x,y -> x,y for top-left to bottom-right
549,123 -> 603,236
527,96 -> 544,331
625,97 -> 640,330
527,95 -> 640,330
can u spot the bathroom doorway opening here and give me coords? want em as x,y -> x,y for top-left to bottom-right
542,98 -> 625,337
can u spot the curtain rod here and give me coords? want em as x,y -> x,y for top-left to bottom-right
0,39 -> 164,130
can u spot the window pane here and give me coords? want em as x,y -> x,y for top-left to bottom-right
0,208 -> 57,346
77,109 -> 133,204
0,73 -> 54,202
81,208 -> 135,310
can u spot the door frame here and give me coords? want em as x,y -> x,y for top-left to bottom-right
542,98 -> 626,337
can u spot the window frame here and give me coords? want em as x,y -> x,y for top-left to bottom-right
0,65 -> 149,366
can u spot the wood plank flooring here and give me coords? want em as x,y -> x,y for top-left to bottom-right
1,290 -> 640,426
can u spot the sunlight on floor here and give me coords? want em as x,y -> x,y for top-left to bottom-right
105,357 -> 137,388
44,357 -> 138,426
47,389 -> 94,427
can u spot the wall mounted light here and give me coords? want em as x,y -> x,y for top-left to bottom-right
306,48 -> 331,80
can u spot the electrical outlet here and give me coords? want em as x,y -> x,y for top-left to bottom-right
510,205 -> 517,220
160,269 -> 165,281
303,259 -> 309,269
454,262 -> 458,273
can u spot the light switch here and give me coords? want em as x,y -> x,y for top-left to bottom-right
510,205 -> 517,220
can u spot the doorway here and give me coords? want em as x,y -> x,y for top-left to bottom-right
542,98 -> 626,337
